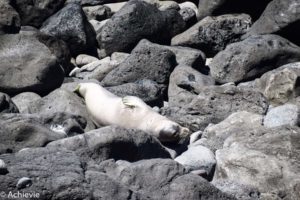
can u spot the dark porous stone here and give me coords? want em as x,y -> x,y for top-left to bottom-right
0,0 -> 20,34
162,84 -> 268,132
198,0 -> 272,21
172,14 -> 252,57
102,39 -> 177,86
107,79 -> 166,107
0,93 -> 19,114
244,0 -> 300,46
97,0 -> 185,55
40,3 -> 97,56
48,126 -> 171,163
210,34 -> 300,83
0,147 -> 89,199
169,174 -> 235,200
12,0 -> 66,28
0,114 -> 64,154
179,7 -> 197,28
214,126 -> 300,200
27,88 -> 96,131
0,33 -> 64,95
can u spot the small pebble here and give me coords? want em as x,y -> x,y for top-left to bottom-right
17,177 -> 32,189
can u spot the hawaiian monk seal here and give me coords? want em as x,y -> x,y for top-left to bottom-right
74,83 -> 190,142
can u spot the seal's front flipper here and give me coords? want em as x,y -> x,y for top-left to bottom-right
122,96 -> 146,109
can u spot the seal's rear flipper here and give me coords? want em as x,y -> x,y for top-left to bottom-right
122,96 -> 147,109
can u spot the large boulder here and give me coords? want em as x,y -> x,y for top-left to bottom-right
48,126 -> 171,162
172,14 -> 252,57
168,65 -> 215,107
264,104 -> 300,128
254,62 -> 300,105
102,39 -> 176,86
11,92 -> 41,113
0,93 -> 19,114
107,79 -> 166,107
162,84 -> 268,132
40,3 -> 97,56
12,0 -> 66,28
0,0 -> 20,34
210,34 -> 300,83
0,114 -> 64,154
198,0 -> 272,21
97,0 -> 185,55
0,33 -> 65,95
27,89 -> 96,131
198,111 -> 264,152
214,125 -> 300,200
244,0 -> 300,46
0,147 -> 90,199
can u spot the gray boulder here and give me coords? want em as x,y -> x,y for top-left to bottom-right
107,79 -> 166,107
214,125 -> 300,200
102,39 -> 176,86
172,14 -> 252,57
169,174 -> 234,200
11,92 -> 41,113
83,5 -> 112,21
244,0 -> 300,46
199,111 -> 263,152
168,65 -> 215,107
198,0 -> 272,21
27,88 -> 96,131
48,126 -> 171,162
0,33 -> 64,95
162,84 -> 268,132
97,0 -> 185,55
264,104 -> 300,128
0,0 -> 20,34
0,147 -> 89,199
12,0 -> 65,28
175,145 -> 216,179
0,93 -> 19,114
210,34 -> 300,83
40,3 -> 97,56
255,62 -> 300,105
0,114 -> 64,154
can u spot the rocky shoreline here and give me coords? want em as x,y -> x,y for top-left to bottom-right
0,0 -> 300,199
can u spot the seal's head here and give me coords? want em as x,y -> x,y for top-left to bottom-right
153,120 -> 191,142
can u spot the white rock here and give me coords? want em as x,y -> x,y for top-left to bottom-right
189,131 -> 202,144
179,2 -> 199,19
17,177 -> 32,189
104,2 -> 126,14
175,145 -> 216,176
264,104 -> 299,128
75,54 -> 99,67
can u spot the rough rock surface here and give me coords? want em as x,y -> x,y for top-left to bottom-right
102,39 -> 176,86
48,126 -> 171,162
264,104 -> 300,128
163,84 -> 268,132
245,0 -> 300,46
210,34 -> 300,83
11,92 -> 41,113
198,0 -> 272,21
107,79 -> 165,107
0,33 -> 65,95
255,62 -> 300,105
168,65 -> 215,107
214,126 -> 300,200
97,0 -> 185,55
12,0 -> 65,27
27,89 -> 96,131
0,0 -> 20,34
172,14 -> 252,57
0,93 -> 19,114
40,3 -> 97,56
